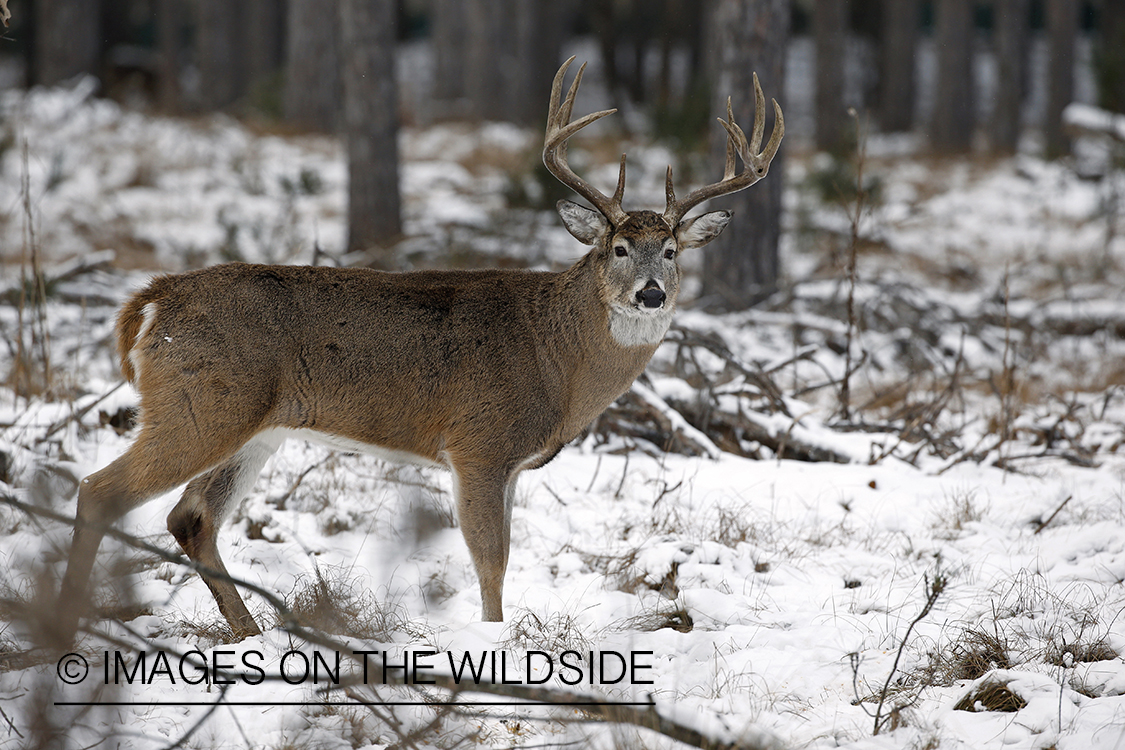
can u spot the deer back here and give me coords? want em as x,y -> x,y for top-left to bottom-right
117,262 -> 657,471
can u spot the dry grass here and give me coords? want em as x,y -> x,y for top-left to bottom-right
280,565 -> 427,642
953,677 -> 1027,713
927,628 -> 1012,685
618,599 -> 695,633
501,609 -> 593,654
931,488 -> 988,539
1043,637 -> 1118,667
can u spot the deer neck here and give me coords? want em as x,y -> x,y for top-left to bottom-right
534,256 -> 662,440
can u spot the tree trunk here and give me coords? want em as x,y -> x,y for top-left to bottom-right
196,0 -> 245,111
1044,0 -> 1077,158
432,0 -> 468,112
35,0 -> 100,86
246,0 -> 285,101
513,0 -> 567,126
340,0 -> 402,259
462,0 -> 566,125
877,0 -> 918,132
1096,0 -> 1125,113
703,0 -> 788,310
929,0 -> 975,153
989,0 -> 1029,154
464,0 -> 513,120
156,0 -> 188,112
814,0 -> 849,153
285,0 -> 342,132
589,0 -> 624,111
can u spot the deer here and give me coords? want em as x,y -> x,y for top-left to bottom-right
56,57 -> 783,643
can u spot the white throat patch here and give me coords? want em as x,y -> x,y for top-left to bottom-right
608,303 -> 674,347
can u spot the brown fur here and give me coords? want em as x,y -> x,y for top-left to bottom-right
58,245 -> 666,640
56,57 -> 781,643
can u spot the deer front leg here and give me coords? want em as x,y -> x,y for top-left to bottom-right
451,463 -> 516,622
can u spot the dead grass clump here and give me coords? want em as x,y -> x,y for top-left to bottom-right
932,488 -> 987,539
176,618 -> 240,647
620,601 -> 694,633
929,628 -> 1012,684
283,566 -> 419,641
502,609 -> 593,654
583,546 -> 647,595
1044,637 -> 1118,666
714,504 -> 759,548
953,677 -> 1027,713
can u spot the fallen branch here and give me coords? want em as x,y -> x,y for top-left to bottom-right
1063,102 -> 1125,144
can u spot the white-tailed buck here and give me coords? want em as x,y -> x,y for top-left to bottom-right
58,58 -> 782,641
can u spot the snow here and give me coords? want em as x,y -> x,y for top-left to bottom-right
2,72 -> 1125,750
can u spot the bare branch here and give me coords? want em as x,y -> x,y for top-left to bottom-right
4,494 -> 784,750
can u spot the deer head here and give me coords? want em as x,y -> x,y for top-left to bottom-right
543,56 -> 784,345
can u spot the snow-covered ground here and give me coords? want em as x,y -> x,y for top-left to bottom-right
2,68 -> 1125,750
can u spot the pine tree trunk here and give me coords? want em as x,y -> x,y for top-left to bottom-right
930,0 -> 975,153
197,0 -> 245,111
513,0 -> 566,127
877,0 -> 919,133
432,0 -> 468,113
340,0 -> 402,259
989,0 -> 1028,154
35,0 -> 100,86
703,0 -> 788,310
1096,0 -> 1125,113
246,0 -> 285,100
464,0 -> 512,120
285,0 -> 342,132
815,0 -> 849,153
156,0 -> 188,112
1044,0 -> 1077,158
462,0 -> 565,125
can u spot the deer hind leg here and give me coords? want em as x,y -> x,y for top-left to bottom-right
451,462 -> 518,622
167,434 -> 280,640
56,423 -> 258,646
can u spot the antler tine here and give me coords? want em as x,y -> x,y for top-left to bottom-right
764,98 -> 785,163
543,57 -> 629,226
558,60 -> 584,130
612,154 -> 627,206
750,72 -> 766,153
663,73 -> 785,227
722,97 -> 738,180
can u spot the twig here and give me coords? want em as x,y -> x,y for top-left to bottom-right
872,566 -> 947,735
838,107 -> 869,422
267,455 -> 334,509
667,326 -> 790,416
40,382 -> 127,441
1033,495 -> 1073,535
0,704 -> 22,740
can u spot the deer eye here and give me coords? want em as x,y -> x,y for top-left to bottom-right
664,246 -> 676,259
614,244 -> 628,258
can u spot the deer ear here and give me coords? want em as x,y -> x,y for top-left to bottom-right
676,210 -> 732,250
557,200 -> 610,245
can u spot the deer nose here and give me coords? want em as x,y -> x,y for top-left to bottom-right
636,282 -> 666,309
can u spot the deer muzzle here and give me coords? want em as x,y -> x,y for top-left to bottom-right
636,282 -> 667,309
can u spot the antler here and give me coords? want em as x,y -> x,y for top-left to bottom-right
663,72 -> 784,227
543,57 -> 629,227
